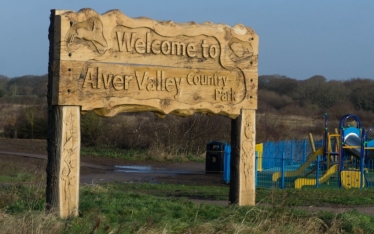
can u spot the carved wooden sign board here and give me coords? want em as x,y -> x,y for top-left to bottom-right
52,8 -> 258,118
48,8 -> 258,218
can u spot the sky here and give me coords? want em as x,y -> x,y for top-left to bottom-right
0,0 -> 373,81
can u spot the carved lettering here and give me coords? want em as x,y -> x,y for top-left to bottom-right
135,38 -> 146,53
165,78 -> 174,92
209,45 -> 218,58
171,42 -> 186,56
81,66 -> 239,103
174,77 -> 181,98
83,68 -> 132,91
146,77 -> 156,91
156,71 -> 164,91
146,32 -> 151,53
115,30 -> 219,60
161,41 -> 171,54
124,75 -> 133,90
151,40 -> 161,54
135,71 -> 148,90
186,43 -> 196,57
201,40 -> 209,58
83,67 -> 96,88
113,75 -> 124,90
116,32 -> 136,52
215,88 -> 236,101
101,73 -> 113,89
134,70 -> 181,95
186,72 -> 228,88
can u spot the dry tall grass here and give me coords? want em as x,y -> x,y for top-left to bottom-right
0,211 -> 63,234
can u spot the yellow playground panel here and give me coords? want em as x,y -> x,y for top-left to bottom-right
294,164 -> 339,189
256,143 -> 263,172
341,170 -> 364,189
295,167 -> 367,189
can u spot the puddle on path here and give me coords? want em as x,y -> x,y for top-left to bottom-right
115,165 -> 152,172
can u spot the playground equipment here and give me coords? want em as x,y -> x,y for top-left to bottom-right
338,114 -> 374,188
272,147 -> 323,182
295,164 -> 338,189
271,113 -> 374,189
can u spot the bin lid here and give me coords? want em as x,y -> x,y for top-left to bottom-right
207,141 -> 226,151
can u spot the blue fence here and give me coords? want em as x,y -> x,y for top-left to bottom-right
221,139 -> 374,189
256,155 -> 337,189
255,139 -> 374,189
261,139 -> 323,170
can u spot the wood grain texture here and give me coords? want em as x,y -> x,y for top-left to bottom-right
229,109 -> 256,206
239,109 -> 256,205
48,11 -> 81,218
58,106 -> 80,218
52,8 -> 258,118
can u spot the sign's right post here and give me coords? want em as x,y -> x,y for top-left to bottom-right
230,109 -> 256,206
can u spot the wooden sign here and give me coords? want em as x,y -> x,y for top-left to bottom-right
48,8 -> 258,218
51,8 -> 258,118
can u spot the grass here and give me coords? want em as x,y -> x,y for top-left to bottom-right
0,172 -> 32,183
1,182 -> 374,233
80,147 -> 146,160
2,148 -> 374,233
0,159 -> 38,183
256,187 -> 374,207
105,182 -> 229,200
80,146 -> 205,162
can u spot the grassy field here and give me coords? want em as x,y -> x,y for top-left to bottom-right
81,147 -> 205,162
1,176 -> 374,233
1,151 -> 374,233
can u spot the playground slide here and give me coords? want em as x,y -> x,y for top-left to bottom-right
344,132 -> 374,163
294,164 -> 338,189
272,147 -> 323,182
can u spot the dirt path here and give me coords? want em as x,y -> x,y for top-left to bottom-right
0,150 -> 210,185
0,151 -> 113,170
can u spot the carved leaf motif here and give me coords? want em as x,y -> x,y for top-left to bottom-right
244,116 -> 254,140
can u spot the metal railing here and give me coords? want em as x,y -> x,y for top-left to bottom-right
255,152 -> 374,189
221,139 -> 374,189
259,139 -> 323,171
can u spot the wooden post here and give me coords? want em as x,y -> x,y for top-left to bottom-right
230,109 -> 256,206
47,106 -> 81,218
47,10 -> 81,218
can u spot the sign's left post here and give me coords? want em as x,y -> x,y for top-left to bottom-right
47,10 -> 81,218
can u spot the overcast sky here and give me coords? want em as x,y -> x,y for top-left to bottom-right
0,0 -> 373,80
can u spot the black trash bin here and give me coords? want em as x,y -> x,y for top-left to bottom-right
206,141 -> 225,173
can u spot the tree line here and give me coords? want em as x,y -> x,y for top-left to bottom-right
2,73 -> 373,111
0,74 -> 48,99
259,74 -> 374,114
1,73 -> 374,151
